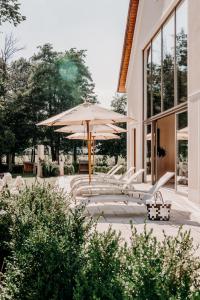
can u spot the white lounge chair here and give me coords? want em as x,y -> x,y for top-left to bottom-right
0,179 -> 5,193
73,169 -> 144,198
10,176 -> 26,195
128,171 -> 175,200
70,164 -> 123,188
82,172 -> 175,205
71,166 -> 135,192
2,173 -> 12,185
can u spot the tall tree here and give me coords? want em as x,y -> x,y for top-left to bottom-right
0,0 -> 26,26
97,94 -> 127,164
0,42 -> 97,167
28,44 -> 97,161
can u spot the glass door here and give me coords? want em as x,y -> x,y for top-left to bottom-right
144,124 -> 152,183
176,110 -> 188,194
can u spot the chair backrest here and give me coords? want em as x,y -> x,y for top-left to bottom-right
123,169 -> 145,189
149,172 -> 175,195
3,173 -> 12,184
120,166 -> 135,180
13,176 -> 25,189
0,179 -> 5,192
109,164 -> 122,176
107,164 -> 118,175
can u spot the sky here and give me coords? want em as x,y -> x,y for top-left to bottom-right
0,0 -> 129,107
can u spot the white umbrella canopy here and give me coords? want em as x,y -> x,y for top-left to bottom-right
55,123 -> 127,134
37,102 -> 133,126
37,102 -> 134,183
177,127 -> 188,140
66,132 -> 120,140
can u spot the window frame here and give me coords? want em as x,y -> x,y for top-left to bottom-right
143,0 -> 188,122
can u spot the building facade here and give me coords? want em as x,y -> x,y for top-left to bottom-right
118,0 -> 200,204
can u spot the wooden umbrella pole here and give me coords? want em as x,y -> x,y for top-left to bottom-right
90,132 -> 93,174
93,137 -> 95,167
86,121 -> 92,183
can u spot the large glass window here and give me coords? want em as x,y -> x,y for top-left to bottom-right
152,32 -> 162,115
144,0 -> 187,120
163,14 -> 175,110
147,47 -> 152,118
176,111 -> 188,193
176,0 -> 188,104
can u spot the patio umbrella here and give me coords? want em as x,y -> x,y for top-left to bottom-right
55,123 -> 127,134
37,102 -> 134,182
66,132 -> 120,169
66,132 -> 120,140
177,127 -> 188,140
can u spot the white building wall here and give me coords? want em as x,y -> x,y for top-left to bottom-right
126,0 -> 177,175
126,0 -> 200,203
188,0 -> 200,204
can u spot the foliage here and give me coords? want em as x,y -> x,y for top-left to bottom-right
0,185 -> 94,299
74,228 -> 125,300
41,161 -> 60,177
0,186 -> 200,300
122,225 -> 200,300
64,164 -> 75,175
0,0 -> 26,26
97,94 -> 127,163
0,43 -> 97,164
93,165 -> 110,174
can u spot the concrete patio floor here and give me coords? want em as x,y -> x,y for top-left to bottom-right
55,175 -> 200,254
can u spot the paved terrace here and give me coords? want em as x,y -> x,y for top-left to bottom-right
56,176 -> 200,255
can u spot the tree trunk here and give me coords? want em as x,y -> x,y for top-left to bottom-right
12,153 -> 15,164
73,145 -> 77,163
31,147 -> 35,163
114,155 -> 118,165
8,153 -> 12,172
55,136 -> 60,163
55,148 -> 59,164
51,146 -> 56,162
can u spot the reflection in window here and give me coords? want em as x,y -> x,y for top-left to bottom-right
145,124 -> 152,182
147,47 -> 152,118
152,32 -> 162,115
144,0 -> 188,120
163,14 -> 175,110
176,111 -> 188,193
176,0 -> 188,104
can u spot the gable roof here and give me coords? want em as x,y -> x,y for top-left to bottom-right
117,0 -> 139,93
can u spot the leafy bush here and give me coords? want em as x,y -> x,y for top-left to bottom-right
0,194 -> 13,273
0,185 -> 94,299
42,162 -> 59,177
74,228 -> 125,300
95,156 -> 108,167
12,165 -> 24,174
72,161 -> 79,174
122,226 -> 200,300
93,165 -> 110,173
64,164 -> 75,175
0,186 -> 200,300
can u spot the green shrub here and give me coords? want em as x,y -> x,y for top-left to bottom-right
93,165 -> 110,174
42,162 -> 59,177
64,164 -> 75,175
122,225 -> 200,300
1,186 -> 200,300
0,193 -> 13,273
72,162 -> 79,174
0,185 -> 94,300
74,228 -> 125,300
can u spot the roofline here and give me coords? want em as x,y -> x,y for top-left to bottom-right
117,0 -> 139,93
